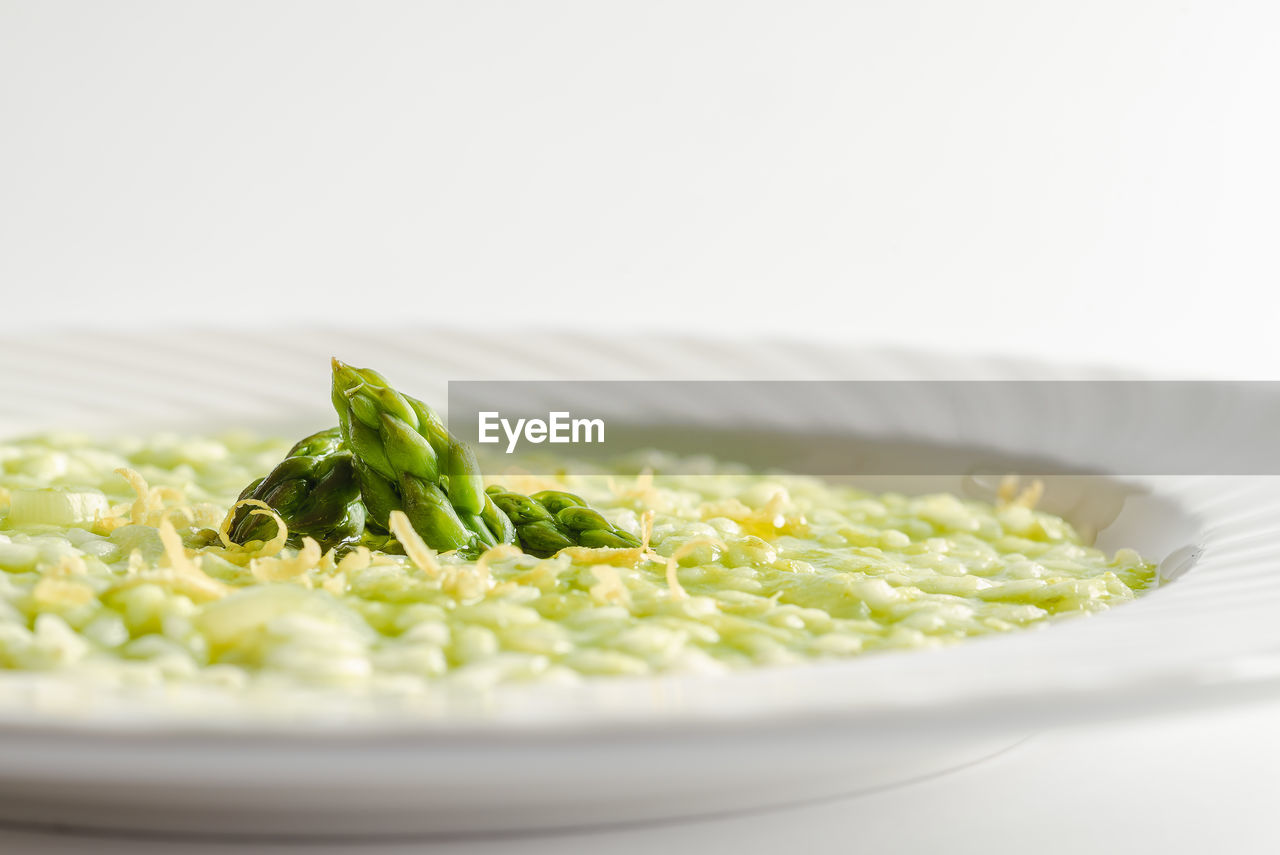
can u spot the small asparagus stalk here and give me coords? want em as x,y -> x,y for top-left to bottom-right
487,487 -> 641,557
229,427 -> 367,551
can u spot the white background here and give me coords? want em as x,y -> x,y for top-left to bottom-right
4,1 -> 1280,851
3,1 -> 1279,377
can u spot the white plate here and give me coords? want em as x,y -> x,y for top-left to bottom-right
0,331 -> 1277,838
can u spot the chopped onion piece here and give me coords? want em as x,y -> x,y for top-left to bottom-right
7,488 -> 109,527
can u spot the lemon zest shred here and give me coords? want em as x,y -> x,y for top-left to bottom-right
116,467 -> 152,525
556,508 -> 661,568
91,507 -> 130,535
114,516 -> 233,601
207,503 -> 289,562
250,536 -> 322,582
158,516 -> 199,575
388,510 -> 441,577
245,508 -> 289,557
664,535 -> 726,600
110,467 -> 194,528
215,498 -> 274,549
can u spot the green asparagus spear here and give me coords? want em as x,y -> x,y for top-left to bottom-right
229,359 -> 639,561
331,360 -> 506,552
229,427 -> 367,551
487,487 -> 641,557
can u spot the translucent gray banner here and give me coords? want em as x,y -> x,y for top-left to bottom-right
446,381 -> 1280,476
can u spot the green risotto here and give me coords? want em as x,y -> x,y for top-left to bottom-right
0,433 -> 1156,690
